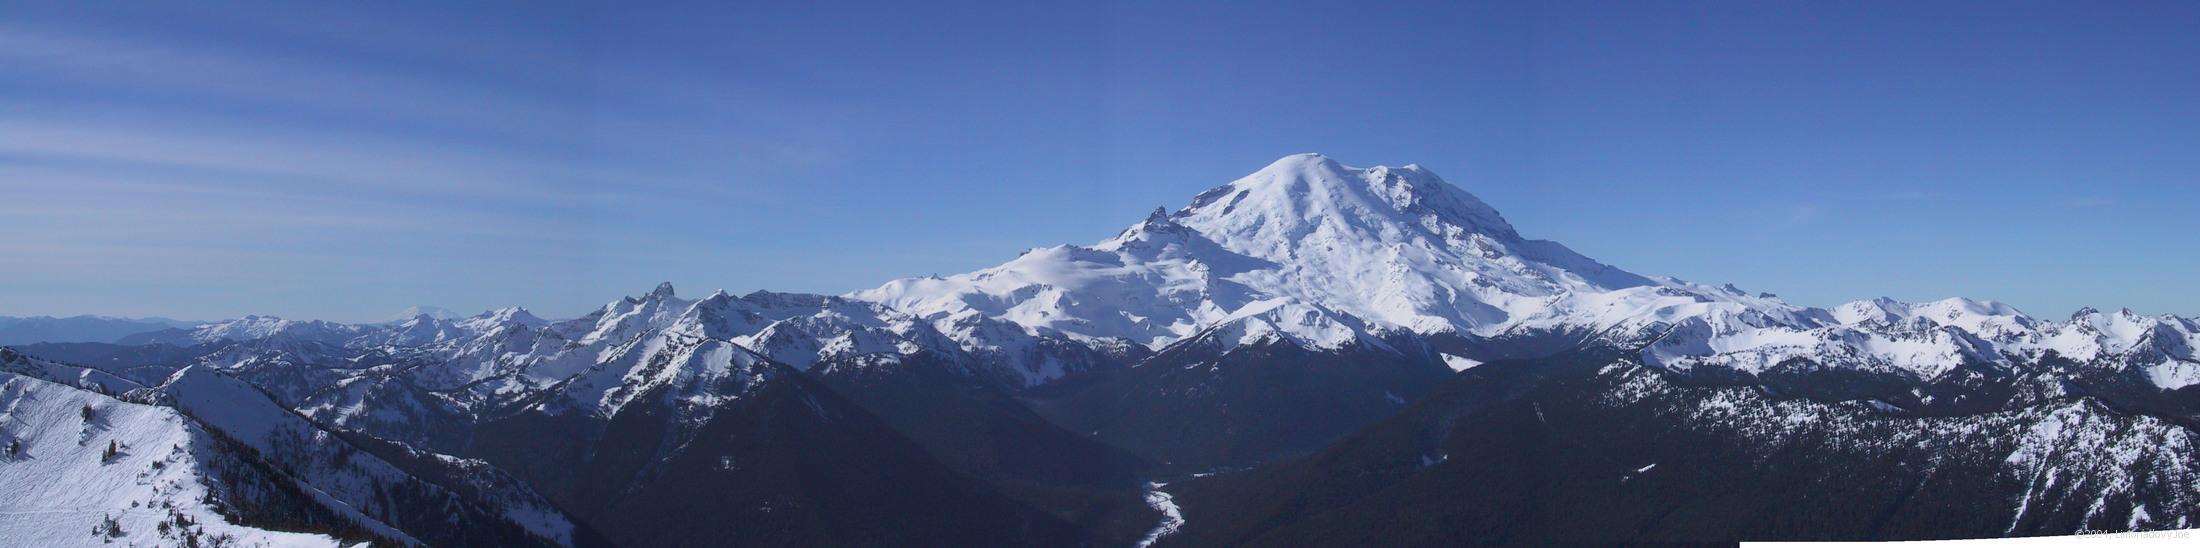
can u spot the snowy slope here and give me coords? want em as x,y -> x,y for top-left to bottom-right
294,373 -> 472,450
418,285 -> 1053,401
1651,299 -> 2200,391
187,316 -> 369,346
162,286 -> 966,451
545,332 -> 773,421
1643,314 -> 2008,381
1,347 -> 142,395
152,367 -> 575,546
0,371 -> 346,547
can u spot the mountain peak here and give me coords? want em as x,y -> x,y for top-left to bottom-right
861,153 -> 1668,353
470,306 -> 546,328
1177,154 -> 1521,255
1262,151 -> 1344,172
649,282 -> 677,300
388,305 -> 457,323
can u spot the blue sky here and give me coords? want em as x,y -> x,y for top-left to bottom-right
3,1 -> 2196,322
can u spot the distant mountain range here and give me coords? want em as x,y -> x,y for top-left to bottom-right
0,315 -> 199,345
3,154 -> 2193,546
0,306 -> 466,347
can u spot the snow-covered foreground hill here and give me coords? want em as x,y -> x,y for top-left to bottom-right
0,348 -> 581,547
0,369 -> 345,547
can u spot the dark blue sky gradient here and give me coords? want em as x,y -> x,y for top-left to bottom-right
3,1 -> 2196,321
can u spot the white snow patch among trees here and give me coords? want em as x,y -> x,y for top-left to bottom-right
1441,354 -> 1483,372
1135,481 -> 1185,548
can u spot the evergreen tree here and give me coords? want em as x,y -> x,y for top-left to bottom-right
95,513 -> 125,538
80,403 -> 94,423
103,439 -> 118,461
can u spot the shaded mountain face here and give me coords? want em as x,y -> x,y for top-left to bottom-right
4,341 -> 224,386
1161,351 -> 2200,546
1025,332 -> 1454,472
468,354 -> 1081,547
10,153 -> 2200,545
806,351 -> 1165,546
150,366 -> 589,547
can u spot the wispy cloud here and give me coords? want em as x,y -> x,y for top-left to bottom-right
1872,189 -> 1950,202
0,22 -> 837,198
0,25 -> 584,142
1786,205 -> 1823,225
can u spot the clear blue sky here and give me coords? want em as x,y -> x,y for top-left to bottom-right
3,1 -> 2196,322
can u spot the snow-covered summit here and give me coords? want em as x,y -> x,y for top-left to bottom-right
1831,297 -> 2040,341
2029,309 -> 2200,369
459,306 -> 548,331
189,316 -> 367,346
387,305 -> 459,323
1169,153 -> 1522,247
857,154 -> 1755,354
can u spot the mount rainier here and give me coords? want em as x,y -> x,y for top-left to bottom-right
3,153 -> 2195,546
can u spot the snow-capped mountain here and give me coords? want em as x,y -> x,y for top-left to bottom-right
855,153 -> 1822,369
1647,297 -> 2200,399
117,316 -> 370,348
860,153 -> 2200,405
11,153 -> 2198,544
386,305 -> 459,323
81,153 -> 2199,470
450,292 -> 1089,546
90,284 -> 1135,545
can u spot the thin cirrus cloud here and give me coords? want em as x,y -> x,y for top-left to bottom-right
0,26 -> 581,146
0,16 -> 841,321
0,25 -> 787,200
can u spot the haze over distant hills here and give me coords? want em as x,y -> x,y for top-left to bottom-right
0,316 -> 199,346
